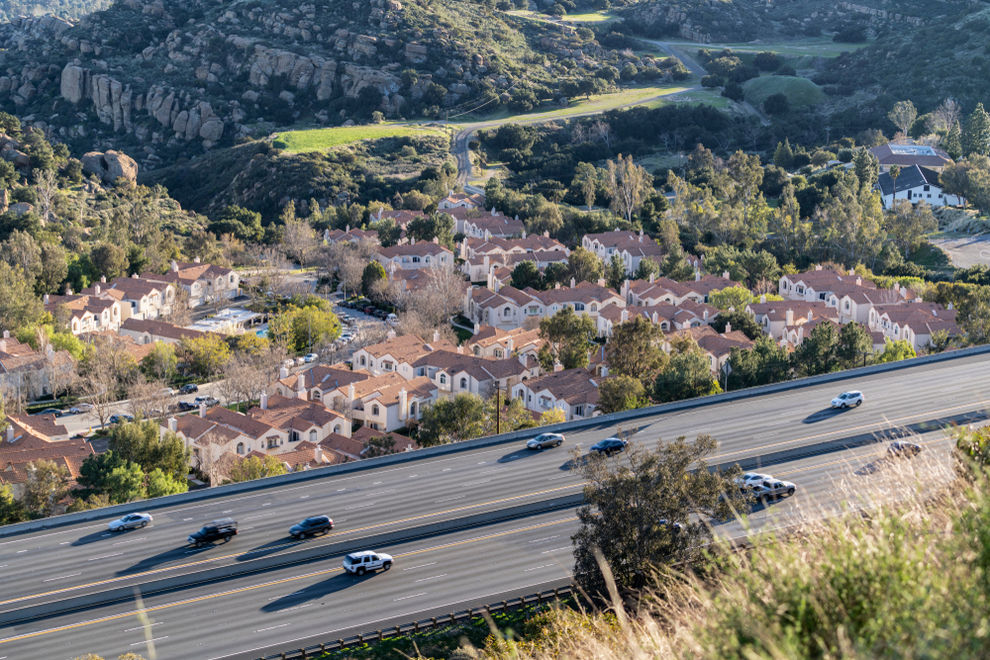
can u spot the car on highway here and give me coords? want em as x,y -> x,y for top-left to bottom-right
289,515 -> 334,538
831,390 -> 864,409
303,353 -> 319,363
188,518 -> 238,546
108,512 -> 153,531
889,441 -> 923,457
342,550 -> 392,575
108,414 -> 134,424
590,437 -> 628,456
736,472 -> 774,486
526,432 -> 564,450
33,408 -> 64,417
179,383 -> 199,394
740,477 -> 796,501
68,403 -> 94,414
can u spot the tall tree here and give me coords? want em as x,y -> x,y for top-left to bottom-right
605,154 -> 652,224
875,339 -> 917,363
22,460 -> 71,518
605,253 -> 627,290
108,420 -> 189,480
726,335 -> 791,389
888,100 -> 918,135
538,307 -> 596,370
361,261 -> 388,298
836,322 -> 873,369
229,455 -> 288,483
654,339 -> 721,402
572,434 -> 741,599
0,262 -> 43,330
571,162 -> 600,210
963,103 -> 990,157
598,375 -> 648,414
791,321 -> 840,376
416,393 -> 486,446
853,149 -> 880,190
510,260 -> 542,290
566,246 -> 604,285
605,317 -> 668,386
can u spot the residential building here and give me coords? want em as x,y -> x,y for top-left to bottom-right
44,292 -> 123,335
375,240 -> 454,270
876,164 -> 963,209
465,281 -> 624,331
324,372 -> 437,432
668,326 -> 754,373
351,333 -> 455,378
622,272 -> 739,306
869,302 -> 962,351
438,190 -> 485,210
581,229 -> 668,275
511,367 -> 600,421
0,333 -> 74,401
119,318 -> 205,345
868,142 -> 952,172
142,260 -> 240,308
745,299 -> 837,341
596,300 -> 717,337
0,415 -> 93,500
275,364 -> 370,403
324,226 -> 379,245
467,326 -> 544,362
413,349 -> 538,397
81,275 -> 175,320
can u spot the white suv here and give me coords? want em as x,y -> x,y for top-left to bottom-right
342,550 -> 393,575
831,390 -> 864,409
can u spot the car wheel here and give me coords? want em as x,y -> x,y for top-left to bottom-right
787,488 -> 795,496
356,566 -> 366,576
383,562 -> 392,571
556,440 -> 562,447
224,534 -> 232,542
855,400 -> 862,407
140,521 -> 148,528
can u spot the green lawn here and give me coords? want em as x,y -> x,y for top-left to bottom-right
743,75 -> 826,108
561,11 -> 617,23
273,123 -> 447,153
669,36 -> 869,58
644,87 -> 734,110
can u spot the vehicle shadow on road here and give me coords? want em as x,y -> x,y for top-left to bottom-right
236,537 -> 304,562
116,543 -> 218,575
559,454 -> 592,471
802,407 -> 852,424
72,529 -> 119,546
497,448 -> 543,463
260,572 -> 360,612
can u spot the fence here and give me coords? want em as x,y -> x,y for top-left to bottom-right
257,585 -> 574,660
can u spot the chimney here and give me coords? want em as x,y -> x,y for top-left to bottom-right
167,417 -> 177,433
43,293 -> 49,305
94,284 -> 101,295
432,329 -> 440,343
785,309 -> 795,326
399,388 -> 408,420
570,277 -> 576,288
491,207 -> 496,216
314,445 -> 324,463
725,321 -> 732,334
649,272 -> 655,284
100,275 -> 107,284
814,264 -> 822,271
170,259 -> 179,272
2,330 -> 8,339
6,425 -> 13,442
543,231 -> 549,238
260,391 -> 268,410
279,366 -> 289,379
553,362 -> 564,372
199,403 -> 207,418
131,272 -> 138,279
296,372 -> 306,400
597,278 -> 606,287
347,383 -> 355,403
193,256 -> 201,264
760,294 -> 766,304
722,271 -> 729,280
620,309 -> 629,323
694,270 -> 701,282
506,336 -> 514,352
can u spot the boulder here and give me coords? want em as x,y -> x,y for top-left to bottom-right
81,150 -> 138,184
60,63 -> 85,103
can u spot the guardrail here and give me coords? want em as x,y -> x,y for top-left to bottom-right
4,343 -> 989,538
256,585 -> 574,660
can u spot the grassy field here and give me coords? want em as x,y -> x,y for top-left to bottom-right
459,85 -> 690,126
561,11 -> 617,23
670,36 -> 869,58
273,123 -> 447,153
644,88 -> 734,110
743,75 -> 825,108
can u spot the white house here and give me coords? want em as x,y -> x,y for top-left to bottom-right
511,367 -> 600,421
876,164 -> 962,209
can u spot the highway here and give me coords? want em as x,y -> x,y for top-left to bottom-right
0,434 -> 957,660
0,352 -> 986,657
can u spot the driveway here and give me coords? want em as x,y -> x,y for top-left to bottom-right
932,235 -> 990,269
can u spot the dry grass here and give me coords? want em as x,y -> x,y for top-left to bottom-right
470,440 -> 990,660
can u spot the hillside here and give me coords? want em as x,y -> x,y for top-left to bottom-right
0,0 -> 639,168
0,0 -> 111,23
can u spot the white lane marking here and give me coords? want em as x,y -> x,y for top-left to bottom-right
394,592 -> 427,601
414,573 -> 447,583
59,541 -> 70,545
373,481 -> 383,485
336,488 -> 347,492
524,564 -> 556,572
541,546 -> 571,554
42,572 -> 81,582
527,535 -> 560,544
402,562 -> 436,571
88,552 -> 123,561
367,489 -> 395,497
124,622 -> 161,632
15,549 -> 27,554
0,564 -> 6,568
243,513 -> 272,521
442,468 -> 452,472
222,510 -> 232,514
299,495 -> 310,499
183,518 -> 193,521
255,623 -> 290,633
130,636 -> 168,646
262,502 -> 272,506
477,461 -> 487,465
408,474 -> 418,478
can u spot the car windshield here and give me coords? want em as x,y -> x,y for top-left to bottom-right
345,553 -> 361,563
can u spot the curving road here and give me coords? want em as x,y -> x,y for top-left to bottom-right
0,353 -> 987,657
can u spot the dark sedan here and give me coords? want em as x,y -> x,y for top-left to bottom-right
289,515 -> 334,538
590,437 -> 628,456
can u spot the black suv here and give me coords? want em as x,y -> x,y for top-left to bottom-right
289,515 -> 334,538
179,383 -> 199,394
188,518 -> 238,546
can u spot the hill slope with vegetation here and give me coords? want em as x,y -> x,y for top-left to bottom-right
0,0 -> 110,23
0,0 -> 655,167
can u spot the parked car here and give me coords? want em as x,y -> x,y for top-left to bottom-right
160,387 -> 177,397
177,401 -> 198,412
289,515 -> 334,538
888,441 -> 923,457
526,433 -> 565,450
108,414 -> 134,424
364,306 -> 376,315
68,403 -> 94,414
194,396 -> 220,408
831,390 -> 864,409
295,356 -> 306,366
282,358 -> 296,369
188,518 -> 238,546
179,383 -> 199,394
590,437 -> 628,456
34,408 -> 65,417
108,512 -> 153,532
303,353 -> 319,363
385,313 -> 398,324
342,550 -> 392,575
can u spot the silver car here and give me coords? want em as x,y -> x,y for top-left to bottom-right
108,512 -> 153,532
526,433 -> 565,450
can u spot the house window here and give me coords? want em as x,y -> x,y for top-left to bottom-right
410,402 -> 417,416
384,361 -> 394,371
290,430 -> 300,442
818,293 -> 826,301
333,424 -> 341,434
236,442 -> 244,455
459,377 -> 467,389
359,355 -> 367,367
412,256 -> 421,263
439,374 -> 447,385
309,430 -> 317,443
575,406 -> 584,416
503,307 -> 511,316
924,185 -> 930,191
574,303 -> 585,311
267,437 -> 279,449
372,404 -> 380,416
590,303 -> 598,312
494,349 -> 503,358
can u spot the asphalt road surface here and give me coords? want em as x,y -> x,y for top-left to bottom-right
0,353 -> 986,657
0,432 -> 957,660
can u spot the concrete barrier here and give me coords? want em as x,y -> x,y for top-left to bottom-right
0,494 -> 582,627
3,344 -> 988,538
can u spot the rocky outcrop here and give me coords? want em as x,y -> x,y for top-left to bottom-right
81,150 -> 138,184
